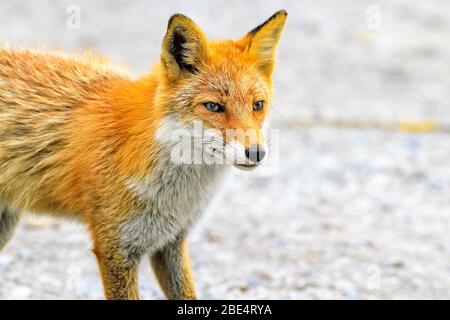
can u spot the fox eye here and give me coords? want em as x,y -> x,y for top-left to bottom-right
203,102 -> 225,113
253,101 -> 264,111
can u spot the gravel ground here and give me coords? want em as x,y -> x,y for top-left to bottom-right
0,0 -> 449,299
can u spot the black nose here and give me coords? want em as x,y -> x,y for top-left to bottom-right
245,144 -> 266,163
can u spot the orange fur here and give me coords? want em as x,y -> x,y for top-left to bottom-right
0,10 -> 287,299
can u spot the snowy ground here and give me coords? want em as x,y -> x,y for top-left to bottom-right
0,0 -> 449,299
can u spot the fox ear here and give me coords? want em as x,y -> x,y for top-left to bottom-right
239,10 -> 287,77
161,14 -> 208,78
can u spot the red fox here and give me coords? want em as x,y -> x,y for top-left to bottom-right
0,10 -> 287,299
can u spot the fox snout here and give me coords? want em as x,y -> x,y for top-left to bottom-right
245,144 -> 266,163
234,142 -> 267,170
220,126 -> 268,170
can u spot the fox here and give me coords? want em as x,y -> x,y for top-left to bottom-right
0,10 -> 287,299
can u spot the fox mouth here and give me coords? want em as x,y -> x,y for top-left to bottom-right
234,163 -> 260,171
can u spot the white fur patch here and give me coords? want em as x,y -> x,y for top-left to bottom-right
121,115 -> 228,256
152,114 -> 268,166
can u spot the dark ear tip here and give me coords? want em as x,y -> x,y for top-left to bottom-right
247,10 -> 288,36
275,9 -> 288,17
168,13 -> 192,28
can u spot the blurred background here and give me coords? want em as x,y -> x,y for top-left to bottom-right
0,0 -> 449,299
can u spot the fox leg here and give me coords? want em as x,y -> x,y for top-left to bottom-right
92,230 -> 141,300
0,203 -> 20,251
150,233 -> 197,300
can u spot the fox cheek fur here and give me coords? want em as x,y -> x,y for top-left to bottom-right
0,10 -> 287,299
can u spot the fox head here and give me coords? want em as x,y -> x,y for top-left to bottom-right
158,10 -> 287,170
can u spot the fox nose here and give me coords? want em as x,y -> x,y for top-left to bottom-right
245,144 -> 266,163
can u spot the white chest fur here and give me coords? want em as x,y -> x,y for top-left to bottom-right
120,116 -> 227,257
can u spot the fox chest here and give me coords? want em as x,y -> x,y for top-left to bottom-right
121,163 -> 226,257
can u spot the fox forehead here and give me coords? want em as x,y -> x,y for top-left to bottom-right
194,69 -> 268,106
183,42 -> 270,105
